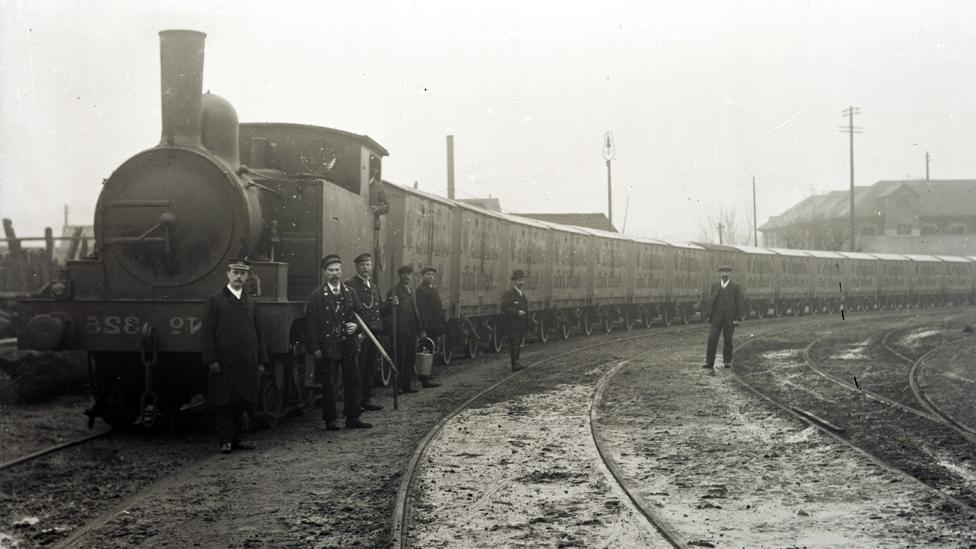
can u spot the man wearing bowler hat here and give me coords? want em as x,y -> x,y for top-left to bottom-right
346,253 -> 384,412
201,259 -> 268,454
415,266 -> 444,388
501,270 -> 529,371
305,255 -> 372,430
703,265 -> 745,370
384,265 -> 426,393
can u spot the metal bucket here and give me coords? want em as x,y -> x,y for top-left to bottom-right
415,337 -> 435,376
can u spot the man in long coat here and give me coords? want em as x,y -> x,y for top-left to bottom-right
384,265 -> 425,393
201,259 -> 268,454
414,266 -> 444,388
305,254 -> 372,430
501,269 -> 529,371
345,253 -> 384,412
703,265 -> 745,370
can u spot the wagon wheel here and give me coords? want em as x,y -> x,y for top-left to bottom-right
581,310 -> 594,336
559,321 -> 571,340
774,302 -> 784,318
536,316 -> 549,344
623,310 -> 635,331
809,300 -> 818,316
259,360 -> 285,427
438,334 -> 453,365
603,313 -> 613,334
663,306 -> 673,327
792,301 -> 802,316
680,308 -> 690,325
755,304 -> 766,319
490,316 -> 504,353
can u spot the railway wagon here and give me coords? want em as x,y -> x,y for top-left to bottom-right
381,183 -> 457,361
668,241 -> 705,324
580,228 -> 631,334
539,221 -> 589,340
722,245 -> 777,317
768,247 -> 813,316
936,255 -> 975,305
806,249 -> 845,313
903,254 -> 943,307
452,202 -> 509,355
836,252 -> 880,310
871,253 -> 912,308
631,236 -> 671,326
499,211 -> 550,346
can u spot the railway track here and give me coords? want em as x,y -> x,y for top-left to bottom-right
731,314 -> 976,518
390,322 -> 715,548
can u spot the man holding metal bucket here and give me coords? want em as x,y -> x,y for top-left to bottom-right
415,266 -> 444,389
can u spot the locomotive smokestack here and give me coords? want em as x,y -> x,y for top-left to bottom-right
159,30 -> 206,147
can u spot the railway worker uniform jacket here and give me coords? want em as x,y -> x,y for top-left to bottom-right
201,287 -> 268,407
501,286 -> 529,366
346,273 -> 383,407
304,282 -> 364,421
704,279 -> 745,367
415,282 -> 447,340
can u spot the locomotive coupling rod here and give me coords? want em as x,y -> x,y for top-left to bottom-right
135,323 -> 161,427
353,312 -> 399,375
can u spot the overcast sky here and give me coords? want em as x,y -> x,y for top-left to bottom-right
1,0 -> 974,243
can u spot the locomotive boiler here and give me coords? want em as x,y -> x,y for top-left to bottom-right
18,30 -> 388,426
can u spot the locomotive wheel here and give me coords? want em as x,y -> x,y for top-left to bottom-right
559,322 -> 571,340
623,310 -> 635,331
490,317 -> 504,353
537,316 -> 549,344
260,361 -> 285,427
464,335 -> 479,359
438,334 -> 453,365
582,311 -> 594,336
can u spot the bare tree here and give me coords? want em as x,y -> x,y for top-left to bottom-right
697,204 -> 754,245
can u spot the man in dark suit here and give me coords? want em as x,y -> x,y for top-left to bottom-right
305,254 -> 372,430
704,265 -> 745,370
201,259 -> 268,454
345,253 -> 384,412
384,265 -> 426,393
501,269 -> 529,372
415,266 -> 444,388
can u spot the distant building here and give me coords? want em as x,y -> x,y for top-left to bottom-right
517,213 -> 617,232
759,179 -> 976,255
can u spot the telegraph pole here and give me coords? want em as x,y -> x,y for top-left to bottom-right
752,177 -> 758,246
840,106 -> 862,251
603,132 -> 615,229
446,135 -> 456,199
718,222 -> 724,245
925,151 -> 931,181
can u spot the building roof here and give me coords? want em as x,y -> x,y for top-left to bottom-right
760,179 -> 976,231
516,213 -> 617,232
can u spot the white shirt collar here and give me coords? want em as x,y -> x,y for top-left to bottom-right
328,283 -> 341,294
227,285 -> 243,299
720,279 -> 730,289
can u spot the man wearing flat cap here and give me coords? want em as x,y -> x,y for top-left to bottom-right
501,269 -> 529,371
345,253 -> 384,412
414,266 -> 444,388
384,265 -> 426,393
305,255 -> 372,429
201,259 -> 268,454
703,265 -> 745,371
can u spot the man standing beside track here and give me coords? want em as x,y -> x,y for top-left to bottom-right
385,265 -> 425,393
201,259 -> 268,455
501,270 -> 529,372
414,266 -> 444,388
346,253 -> 384,413
703,265 -> 745,370
305,255 -> 373,430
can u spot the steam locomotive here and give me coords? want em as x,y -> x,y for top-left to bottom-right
16,30 -> 976,428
